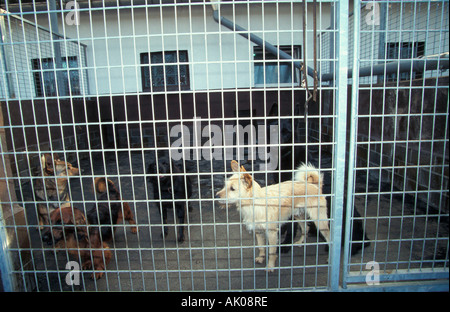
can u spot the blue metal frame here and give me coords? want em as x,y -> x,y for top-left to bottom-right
342,0 -> 362,291
340,0 -> 449,292
329,0 -> 349,292
0,206 -> 14,292
0,0 -> 448,292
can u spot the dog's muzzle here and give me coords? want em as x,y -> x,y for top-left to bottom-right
214,192 -> 228,207
41,230 -> 54,245
214,191 -> 222,201
42,229 -> 62,246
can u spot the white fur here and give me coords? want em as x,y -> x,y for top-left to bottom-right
216,160 -> 330,272
294,162 -> 324,189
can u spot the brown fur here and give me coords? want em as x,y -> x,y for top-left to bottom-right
94,177 -> 108,193
92,177 -> 137,235
42,207 -> 112,280
34,153 -> 79,228
216,160 -> 330,272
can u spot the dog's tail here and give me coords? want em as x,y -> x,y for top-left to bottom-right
94,177 -> 120,196
294,163 -> 324,190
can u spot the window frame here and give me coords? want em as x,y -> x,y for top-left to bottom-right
140,50 -> 190,92
385,41 -> 426,82
31,56 -> 81,97
253,45 -> 302,88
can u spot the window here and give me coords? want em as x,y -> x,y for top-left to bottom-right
385,42 -> 425,82
31,56 -> 80,97
141,51 -> 190,92
254,45 -> 301,87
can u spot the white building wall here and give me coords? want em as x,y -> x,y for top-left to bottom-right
32,2 -> 331,96
6,2 -> 445,99
355,2 -> 449,82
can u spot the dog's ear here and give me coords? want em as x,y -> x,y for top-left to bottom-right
94,177 -> 107,193
42,153 -> 60,174
41,155 -> 47,168
242,173 -> 253,189
230,160 -> 240,172
240,165 -> 247,172
41,154 -> 53,172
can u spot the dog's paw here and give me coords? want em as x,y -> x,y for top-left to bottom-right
267,267 -> 275,273
82,260 -> 92,270
92,271 -> 104,280
131,226 -> 138,234
177,236 -> 185,244
255,256 -> 265,264
161,228 -> 169,239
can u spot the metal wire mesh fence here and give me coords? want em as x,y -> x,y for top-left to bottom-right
0,0 -> 448,292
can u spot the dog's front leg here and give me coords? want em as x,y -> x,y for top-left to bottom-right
90,247 -> 112,280
267,229 -> 278,272
255,232 -> 266,264
175,203 -> 186,243
123,202 -> 138,234
160,205 -> 168,239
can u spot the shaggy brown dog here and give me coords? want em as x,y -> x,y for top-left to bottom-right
42,206 -> 112,280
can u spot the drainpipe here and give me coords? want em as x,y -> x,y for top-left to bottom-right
212,9 -> 316,78
321,58 -> 449,81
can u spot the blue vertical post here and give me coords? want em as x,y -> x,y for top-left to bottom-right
0,211 -> 14,292
342,0 -> 361,289
329,0 -> 349,291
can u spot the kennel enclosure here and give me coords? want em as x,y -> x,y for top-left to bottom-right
0,0 -> 449,291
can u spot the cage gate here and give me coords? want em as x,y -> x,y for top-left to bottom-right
0,0 -> 449,292
340,0 -> 449,291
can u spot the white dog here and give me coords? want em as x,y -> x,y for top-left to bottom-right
216,160 -> 330,272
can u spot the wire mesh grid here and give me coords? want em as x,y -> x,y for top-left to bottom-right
0,0 -> 448,292
0,11 -> 89,99
342,0 -> 449,288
